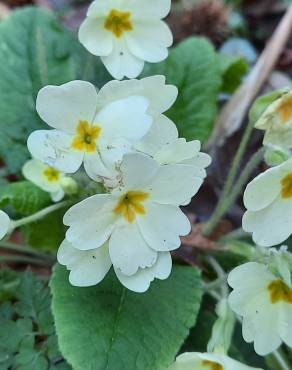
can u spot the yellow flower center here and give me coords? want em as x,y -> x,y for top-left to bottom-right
202,360 -> 223,370
43,167 -> 60,182
281,173 -> 292,199
268,279 -> 292,304
276,95 -> 292,124
104,9 -> 133,38
71,120 -> 101,153
113,191 -> 149,223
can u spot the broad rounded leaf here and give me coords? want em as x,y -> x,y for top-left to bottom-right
51,264 -> 202,370
0,6 -> 110,173
142,37 -> 221,142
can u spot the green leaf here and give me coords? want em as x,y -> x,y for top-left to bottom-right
0,270 -> 72,370
15,271 -> 52,325
142,37 -> 221,142
51,264 -> 203,370
218,54 -> 248,93
24,208 -> 66,251
0,6 -> 110,173
0,181 -> 50,215
0,268 -> 20,302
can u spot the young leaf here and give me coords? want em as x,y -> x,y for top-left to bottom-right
142,37 -> 221,143
51,264 -> 203,370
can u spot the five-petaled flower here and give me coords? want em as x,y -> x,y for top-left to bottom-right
78,0 -> 173,79
243,157 -> 292,247
228,262 -> 292,355
95,75 -> 211,187
27,80 -> 152,184
22,159 -> 73,202
168,352 -> 262,370
58,153 -> 202,292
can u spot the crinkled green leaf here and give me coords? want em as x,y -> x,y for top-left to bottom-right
142,37 -> 221,142
51,264 -> 203,370
0,6 -> 110,173
218,54 -> 248,93
0,181 -> 50,215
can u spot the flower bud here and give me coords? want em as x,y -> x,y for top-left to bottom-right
60,177 -> 78,195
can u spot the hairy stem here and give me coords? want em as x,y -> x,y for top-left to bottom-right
208,257 -> 229,298
272,350 -> 292,370
9,200 -> 71,231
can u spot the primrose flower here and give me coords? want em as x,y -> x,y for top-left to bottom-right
152,138 -> 211,181
228,262 -> 292,355
97,75 -> 179,154
243,157 -> 292,247
96,76 -> 211,186
58,239 -> 171,292
255,90 -> 292,149
168,352 -> 262,370
62,153 -> 202,290
27,80 -> 152,184
22,159 -> 74,202
0,210 -> 10,240
78,0 -> 173,79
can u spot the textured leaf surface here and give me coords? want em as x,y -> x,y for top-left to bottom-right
0,181 -> 50,215
143,37 -> 221,142
51,264 -> 203,370
0,270 -> 71,370
0,7 -> 110,173
0,7 -> 77,172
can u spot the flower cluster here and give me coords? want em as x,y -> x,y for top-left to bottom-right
25,75 -> 210,292
226,93 -> 292,357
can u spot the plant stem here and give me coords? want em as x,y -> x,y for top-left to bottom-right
208,257 -> 229,298
0,241 -> 55,262
272,350 -> 292,370
203,147 -> 264,236
0,254 -> 52,266
203,276 -> 228,292
9,200 -> 71,231
220,227 -> 249,242
203,118 -> 255,237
